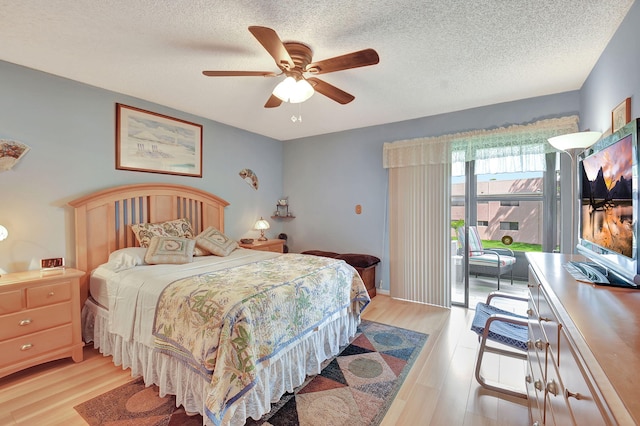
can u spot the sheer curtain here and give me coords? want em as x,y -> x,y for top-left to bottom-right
383,116 -> 578,307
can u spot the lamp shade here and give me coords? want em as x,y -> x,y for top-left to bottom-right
548,131 -> 602,151
272,77 -> 314,103
254,218 -> 270,230
254,217 -> 270,241
0,225 -> 7,241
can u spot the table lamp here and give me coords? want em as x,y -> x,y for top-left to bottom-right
254,217 -> 270,241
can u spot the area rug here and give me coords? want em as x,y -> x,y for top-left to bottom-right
74,320 -> 428,426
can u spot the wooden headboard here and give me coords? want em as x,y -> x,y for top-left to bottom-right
69,183 -> 229,304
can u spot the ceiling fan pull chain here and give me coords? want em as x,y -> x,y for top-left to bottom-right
291,104 -> 302,124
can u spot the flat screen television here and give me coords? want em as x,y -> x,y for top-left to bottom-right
575,118 -> 640,288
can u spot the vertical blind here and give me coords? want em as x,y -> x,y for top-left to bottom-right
383,115 -> 578,307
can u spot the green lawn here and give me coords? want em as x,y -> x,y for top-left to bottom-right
481,240 -> 542,252
453,237 -> 542,252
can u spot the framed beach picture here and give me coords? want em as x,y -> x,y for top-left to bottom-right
116,103 -> 203,177
611,97 -> 631,133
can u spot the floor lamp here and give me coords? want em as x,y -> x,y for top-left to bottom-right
548,131 -> 602,253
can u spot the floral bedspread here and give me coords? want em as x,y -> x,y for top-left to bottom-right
152,253 -> 370,425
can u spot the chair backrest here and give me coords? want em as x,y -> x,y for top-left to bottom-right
457,226 -> 485,257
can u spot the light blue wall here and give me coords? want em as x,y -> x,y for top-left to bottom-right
580,0 -> 639,134
0,60 -> 283,273
283,92 -> 580,291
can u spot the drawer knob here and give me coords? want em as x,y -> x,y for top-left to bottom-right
546,379 -> 559,396
19,318 -> 32,326
525,375 -> 532,383
526,308 -> 534,317
20,343 -> 33,351
534,339 -> 546,350
534,379 -> 543,391
565,389 -> 582,400
48,291 -> 55,297
526,340 -> 533,350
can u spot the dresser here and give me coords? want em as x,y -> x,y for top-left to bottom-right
0,268 -> 84,378
239,239 -> 285,253
526,253 -> 639,425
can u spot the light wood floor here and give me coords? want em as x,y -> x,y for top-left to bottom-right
0,295 -> 529,425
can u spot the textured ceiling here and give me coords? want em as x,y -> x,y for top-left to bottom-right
0,1 -> 634,141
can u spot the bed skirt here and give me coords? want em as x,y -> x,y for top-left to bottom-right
81,298 -> 360,426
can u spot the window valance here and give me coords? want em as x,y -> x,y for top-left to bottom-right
383,115 -> 579,171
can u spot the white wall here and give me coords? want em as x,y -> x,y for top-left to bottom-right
0,61 -> 283,273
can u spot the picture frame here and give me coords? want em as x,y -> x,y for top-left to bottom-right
611,97 -> 631,133
116,103 -> 203,177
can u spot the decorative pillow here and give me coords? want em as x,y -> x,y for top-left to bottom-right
107,247 -> 148,272
144,236 -> 195,265
195,226 -> 238,257
131,218 -> 194,248
193,245 -> 210,256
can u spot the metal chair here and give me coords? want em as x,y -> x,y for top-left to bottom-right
471,292 -> 528,399
457,226 -> 516,290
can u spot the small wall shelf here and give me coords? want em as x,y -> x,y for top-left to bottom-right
272,203 -> 295,219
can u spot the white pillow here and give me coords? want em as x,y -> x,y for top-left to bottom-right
107,247 -> 148,272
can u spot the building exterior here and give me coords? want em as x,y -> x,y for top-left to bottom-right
451,177 -> 544,245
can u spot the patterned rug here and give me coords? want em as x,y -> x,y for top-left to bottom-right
74,320 -> 428,426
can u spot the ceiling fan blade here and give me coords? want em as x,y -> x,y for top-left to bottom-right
248,26 -> 295,71
202,71 -> 278,77
306,77 -> 355,104
264,94 -> 283,108
305,49 -> 379,75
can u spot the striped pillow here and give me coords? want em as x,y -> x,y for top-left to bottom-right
467,227 -> 485,257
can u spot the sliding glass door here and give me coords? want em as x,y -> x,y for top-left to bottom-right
451,153 -> 559,308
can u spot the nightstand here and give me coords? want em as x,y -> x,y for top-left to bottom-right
0,268 -> 85,378
239,239 -> 285,253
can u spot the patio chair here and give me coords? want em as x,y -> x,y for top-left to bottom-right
457,226 -> 516,290
471,292 -> 528,398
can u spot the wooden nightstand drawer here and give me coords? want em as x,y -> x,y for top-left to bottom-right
26,281 -> 72,308
0,289 -> 23,315
239,239 -> 284,253
0,323 -> 73,368
0,301 -> 72,341
0,268 -> 84,378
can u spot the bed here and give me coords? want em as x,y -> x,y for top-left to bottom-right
69,183 -> 370,426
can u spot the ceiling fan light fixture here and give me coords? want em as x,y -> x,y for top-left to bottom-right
272,77 -> 314,103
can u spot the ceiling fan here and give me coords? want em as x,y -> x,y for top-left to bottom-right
202,26 -> 379,108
